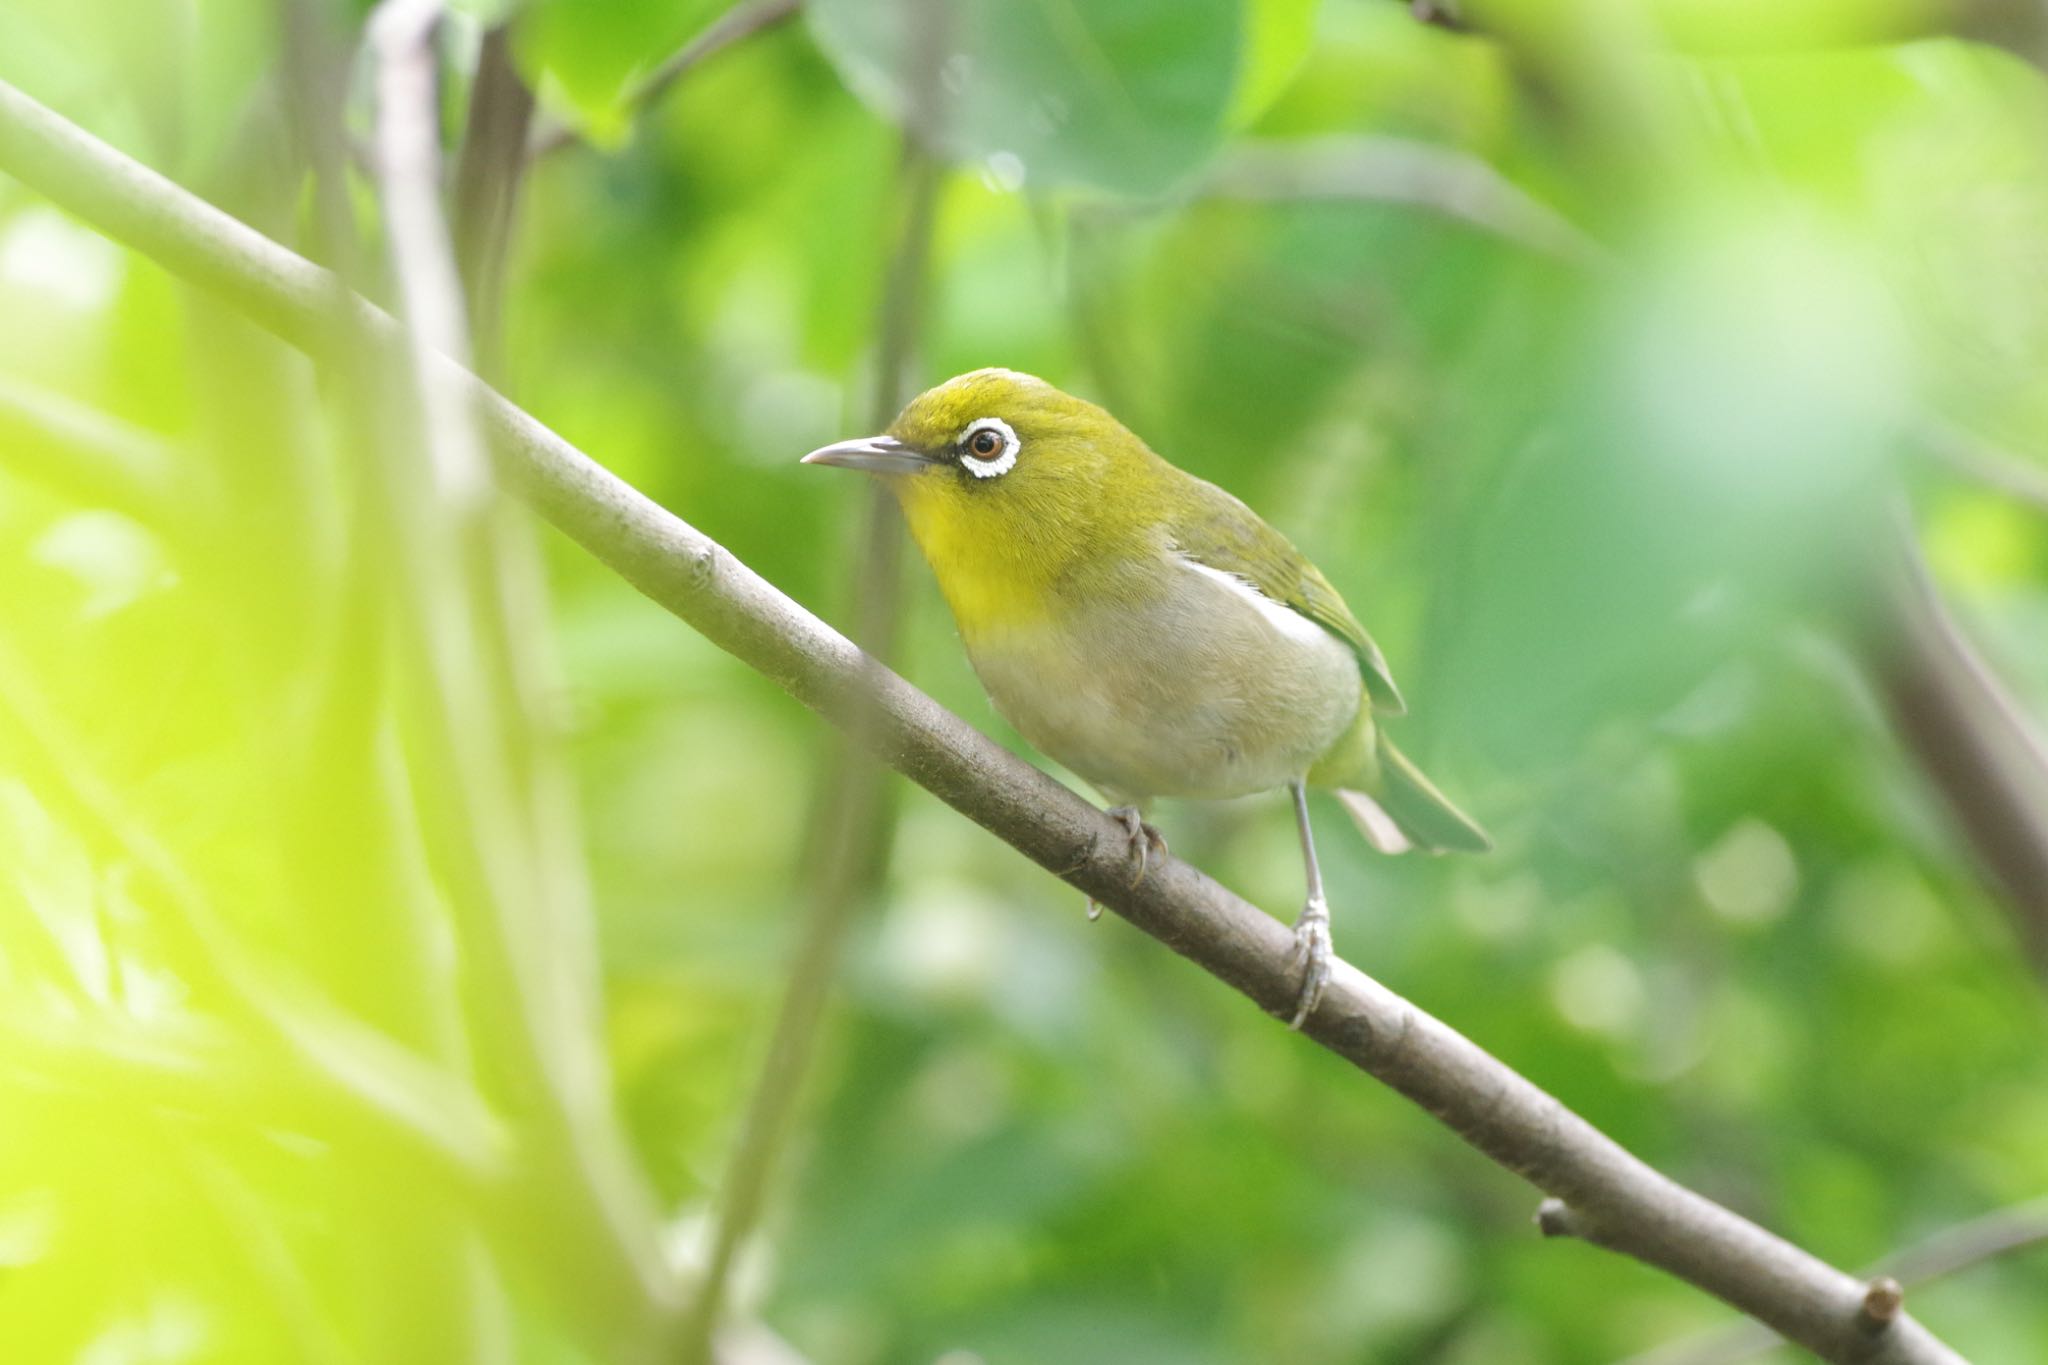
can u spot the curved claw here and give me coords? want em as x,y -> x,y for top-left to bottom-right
1107,805 -> 1167,887
1288,898 -> 1332,1030
1087,806 -> 1167,922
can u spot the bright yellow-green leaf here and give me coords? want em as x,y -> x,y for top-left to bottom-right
1229,0 -> 1319,127
516,0 -> 724,139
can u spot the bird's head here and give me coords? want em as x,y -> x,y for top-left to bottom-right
803,369 -> 1162,593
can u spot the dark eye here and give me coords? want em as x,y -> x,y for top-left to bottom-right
968,428 -> 1004,458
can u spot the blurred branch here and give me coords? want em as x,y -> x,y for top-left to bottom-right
367,5 -> 679,1353
1870,521 -> 2048,978
0,371 -> 183,525
451,24 -> 535,379
0,75 -> 1973,1365
678,144 -> 941,1365
526,0 -> 803,162
1915,415 -> 2048,516
1883,1196 -> 2048,1282
1202,135 -> 1611,270
1409,1 -> 1472,32
1939,0 -> 2048,69
1621,1196 -> 2048,1365
682,7 -> 950,1353
372,0 -> 487,485
0,635 -> 510,1187
1398,0 -> 2048,66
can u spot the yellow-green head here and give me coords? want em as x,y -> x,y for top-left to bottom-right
803,368 -> 1168,629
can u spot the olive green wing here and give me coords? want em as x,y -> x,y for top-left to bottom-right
1167,476 -> 1408,716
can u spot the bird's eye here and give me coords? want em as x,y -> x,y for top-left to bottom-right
957,417 -> 1019,479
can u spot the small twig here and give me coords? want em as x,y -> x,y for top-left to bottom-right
1201,135 -> 1611,270
1915,414 -> 2048,516
1885,1196 -> 2048,1284
0,75 -> 1973,1365
1860,1277 -> 1906,1328
1535,1197 -> 1581,1238
526,0 -> 802,162
1396,0 -> 2048,66
0,372 -> 181,525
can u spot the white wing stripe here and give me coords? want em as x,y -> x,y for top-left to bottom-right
1175,554 -> 1333,649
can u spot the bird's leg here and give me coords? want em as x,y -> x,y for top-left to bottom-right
1287,781 -> 1332,1029
1087,804 -> 1167,921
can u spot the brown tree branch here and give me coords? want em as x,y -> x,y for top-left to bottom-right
0,75 -> 1972,1365
451,24 -> 536,379
1870,520 -> 2048,978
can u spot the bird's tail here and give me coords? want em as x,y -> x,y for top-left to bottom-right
1336,731 -> 1491,856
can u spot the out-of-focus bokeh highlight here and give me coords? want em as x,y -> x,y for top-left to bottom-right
2,0 -> 2046,1361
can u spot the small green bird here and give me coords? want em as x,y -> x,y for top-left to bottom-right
804,369 -> 1489,1027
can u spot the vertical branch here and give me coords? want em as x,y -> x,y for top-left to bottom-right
363,9 -> 523,1364
366,1 -> 678,1352
677,141 -> 943,1365
451,24 -> 535,380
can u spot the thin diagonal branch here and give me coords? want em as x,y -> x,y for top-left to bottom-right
1871,519 -> 2048,978
1915,414 -> 2048,516
1394,0 -> 2048,68
1201,135 -> 1611,270
0,75 -> 1972,1365
526,0 -> 802,162
0,371 -> 181,524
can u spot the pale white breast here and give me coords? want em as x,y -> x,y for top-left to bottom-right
962,551 -> 1362,804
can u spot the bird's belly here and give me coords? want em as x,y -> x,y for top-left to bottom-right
962,575 -> 1362,804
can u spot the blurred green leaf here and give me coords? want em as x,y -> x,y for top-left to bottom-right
517,0 -> 726,143
807,0 -> 1241,193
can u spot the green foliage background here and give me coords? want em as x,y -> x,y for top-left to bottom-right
2,0 -> 2047,1362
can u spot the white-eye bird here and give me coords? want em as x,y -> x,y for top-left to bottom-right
804,368 -> 1489,1027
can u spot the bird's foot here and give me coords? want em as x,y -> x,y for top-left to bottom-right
1287,895 -> 1332,1030
1087,806 -> 1167,921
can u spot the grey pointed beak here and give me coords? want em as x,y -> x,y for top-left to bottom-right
800,435 -> 935,474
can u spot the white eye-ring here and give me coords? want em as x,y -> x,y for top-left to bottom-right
958,417 -> 1019,479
